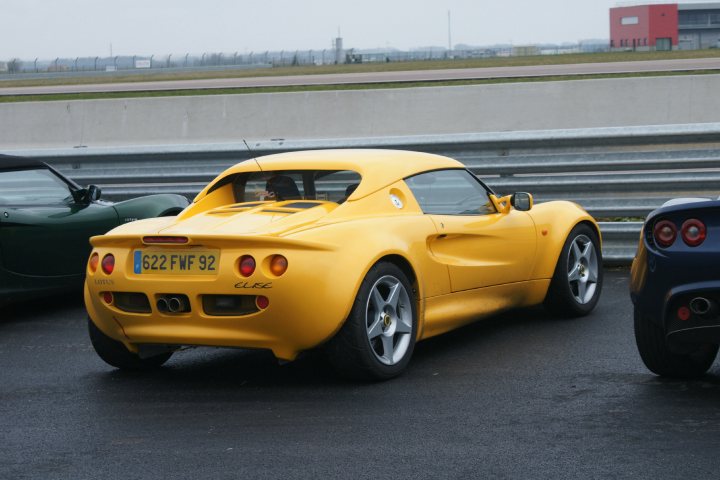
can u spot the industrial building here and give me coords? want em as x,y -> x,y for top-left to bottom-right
610,2 -> 720,51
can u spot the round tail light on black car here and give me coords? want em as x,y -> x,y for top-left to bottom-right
653,220 -> 677,248
681,219 -> 706,247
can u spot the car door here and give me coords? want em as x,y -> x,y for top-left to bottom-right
0,167 -> 118,277
405,169 -> 537,293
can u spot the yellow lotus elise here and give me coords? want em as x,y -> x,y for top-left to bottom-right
85,149 -> 602,379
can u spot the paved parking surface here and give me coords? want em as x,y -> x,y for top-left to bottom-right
2,269 -> 720,479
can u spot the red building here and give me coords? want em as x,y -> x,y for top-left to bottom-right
610,4 -> 678,51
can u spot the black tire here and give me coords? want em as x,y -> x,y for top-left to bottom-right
544,223 -> 603,317
325,262 -> 417,381
88,317 -> 172,370
634,308 -> 717,378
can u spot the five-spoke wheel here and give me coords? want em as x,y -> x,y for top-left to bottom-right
326,262 -> 417,380
365,275 -> 414,366
545,224 -> 603,317
567,234 -> 600,305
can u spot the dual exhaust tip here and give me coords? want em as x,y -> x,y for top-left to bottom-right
157,295 -> 190,314
689,297 -> 717,317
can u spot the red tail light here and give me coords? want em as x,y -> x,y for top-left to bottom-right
239,255 -> 256,277
653,220 -> 676,248
101,254 -> 115,274
102,292 -> 114,305
681,219 -> 706,247
256,295 -> 270,309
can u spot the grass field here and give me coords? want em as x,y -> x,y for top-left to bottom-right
1,49 -> 719,102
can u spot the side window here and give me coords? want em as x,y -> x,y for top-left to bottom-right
405,169 -> 496,215
314,170 -> 362,203
0,168 -> 72,205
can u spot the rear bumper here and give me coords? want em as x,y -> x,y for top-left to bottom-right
631,242 -> 720,343
86,283 -> 346,361
84,245 -> 361,361
664,283 -> 720,344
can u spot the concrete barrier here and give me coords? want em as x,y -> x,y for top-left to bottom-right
1,74 -> 720,149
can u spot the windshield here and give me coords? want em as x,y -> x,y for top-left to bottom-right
231,170 -> 362,204
0,168 -> 73,206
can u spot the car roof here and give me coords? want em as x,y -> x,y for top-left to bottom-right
0,154 -> 46,171
199,149 -> 464,201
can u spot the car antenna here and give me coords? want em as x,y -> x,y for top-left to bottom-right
242,138 -> 263,171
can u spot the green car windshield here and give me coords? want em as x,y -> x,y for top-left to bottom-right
0,168 -> 73,206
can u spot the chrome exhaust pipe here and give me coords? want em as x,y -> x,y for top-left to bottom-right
689,297 -> 713,316
168,296 -> 187,313
156,297 -> 170,313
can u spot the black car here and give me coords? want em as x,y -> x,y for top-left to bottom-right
631,197 -> 720,377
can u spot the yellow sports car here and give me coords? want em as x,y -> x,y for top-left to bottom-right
85,149 -> 603,379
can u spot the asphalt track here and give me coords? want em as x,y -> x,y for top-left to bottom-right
2,58 -> 720,96
3,269 -> 720,479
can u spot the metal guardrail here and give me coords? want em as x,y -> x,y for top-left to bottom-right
9,124 -> 720,265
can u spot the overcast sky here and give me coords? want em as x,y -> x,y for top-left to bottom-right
0,0 -> 708,59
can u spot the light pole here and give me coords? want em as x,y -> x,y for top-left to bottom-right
447,10 -> 452,57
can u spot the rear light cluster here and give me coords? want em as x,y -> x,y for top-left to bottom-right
88,253 -> 115,274
653,218 -> 707,248
237,254 -> 288,277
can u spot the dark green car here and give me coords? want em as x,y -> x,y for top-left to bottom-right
0,155 -> 189,305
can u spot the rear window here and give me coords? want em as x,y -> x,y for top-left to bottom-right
231,170 -> 362,204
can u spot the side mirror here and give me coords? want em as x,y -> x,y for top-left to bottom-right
511,192 -> 533,211
73,185 -> 102,204
86,185 -> 102,202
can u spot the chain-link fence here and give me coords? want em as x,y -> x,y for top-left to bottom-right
0,42 -> 610,77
